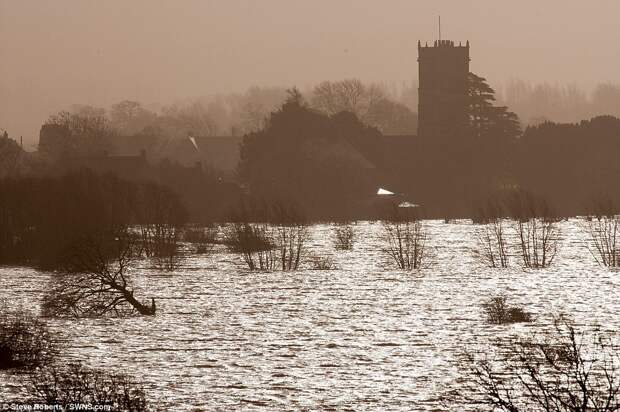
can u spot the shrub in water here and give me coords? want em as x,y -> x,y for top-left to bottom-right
182,225 -> 218,254
483,296 -> 533,324
225,222 -> 276,271
0,306 -> 56,369
333,223 -> 355,251
309,255 -> 336,270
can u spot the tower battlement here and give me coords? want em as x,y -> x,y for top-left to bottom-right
418,40 -> 469,49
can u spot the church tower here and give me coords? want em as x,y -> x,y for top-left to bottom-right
417,39 -> 470,138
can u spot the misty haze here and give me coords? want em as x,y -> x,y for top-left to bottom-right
1,1 -> 620,411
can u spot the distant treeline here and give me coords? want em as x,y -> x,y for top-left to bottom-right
0,170 -> 186,269
36,80 -> 417,156
500,80 -> 620,125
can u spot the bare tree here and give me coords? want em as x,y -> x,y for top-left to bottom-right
382,205 -> 428,270
458,316 -> 620,411
160,101 -> 219,137
311,79 -> 386,121
39,109 -> 115,158
135,183 -> 186,271
270,202 -> 308,271
506,191 -> 560,268
474,197 -> 510,268
42,231 -> 155,317
224,201 -> 308,271
582,196 -> 619,267
109,100 -> 157,135
476,221 -> 510,268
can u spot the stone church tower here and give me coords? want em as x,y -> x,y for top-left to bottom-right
417,40 -> 470,138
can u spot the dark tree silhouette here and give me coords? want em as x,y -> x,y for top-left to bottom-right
311,79 -> 417,134
238,89 -> 379,219
109,100 -> 157,136
460,316 -> 620,411
468,73 -> 521,139
39,110 -> 115,159
0,170 -> 187,271
0,131 -> 26,177
42,230 -> 156,317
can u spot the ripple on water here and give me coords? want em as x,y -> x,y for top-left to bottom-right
1,220 -> 618,410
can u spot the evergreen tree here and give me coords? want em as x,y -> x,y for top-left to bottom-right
468,73 -> 521,139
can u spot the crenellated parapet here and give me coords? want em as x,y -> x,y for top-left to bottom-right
418,39 -> 469,49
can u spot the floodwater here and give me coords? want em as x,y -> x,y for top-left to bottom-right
1,220 -> 619,410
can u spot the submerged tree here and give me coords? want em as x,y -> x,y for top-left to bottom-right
134,182 -> 187,271
225,222 -> 276,271
582,196 -> 619,267
474,196 -> 510,268
270,202 -> 309,271
382,205 -> 428,270
224,200 -> 308,271
506,190 -> 560,269
42,231 -> 156,317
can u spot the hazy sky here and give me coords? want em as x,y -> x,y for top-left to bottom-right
1,0 -> 619,146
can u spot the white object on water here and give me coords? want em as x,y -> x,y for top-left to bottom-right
377,188 -> 395,196
398,201 -> 420,208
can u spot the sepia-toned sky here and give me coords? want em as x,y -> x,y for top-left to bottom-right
1,0 -> 619,146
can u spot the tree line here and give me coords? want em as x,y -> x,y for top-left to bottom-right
3,74 -> 619,221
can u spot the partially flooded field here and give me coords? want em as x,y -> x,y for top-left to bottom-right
1,220 -> 619,410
